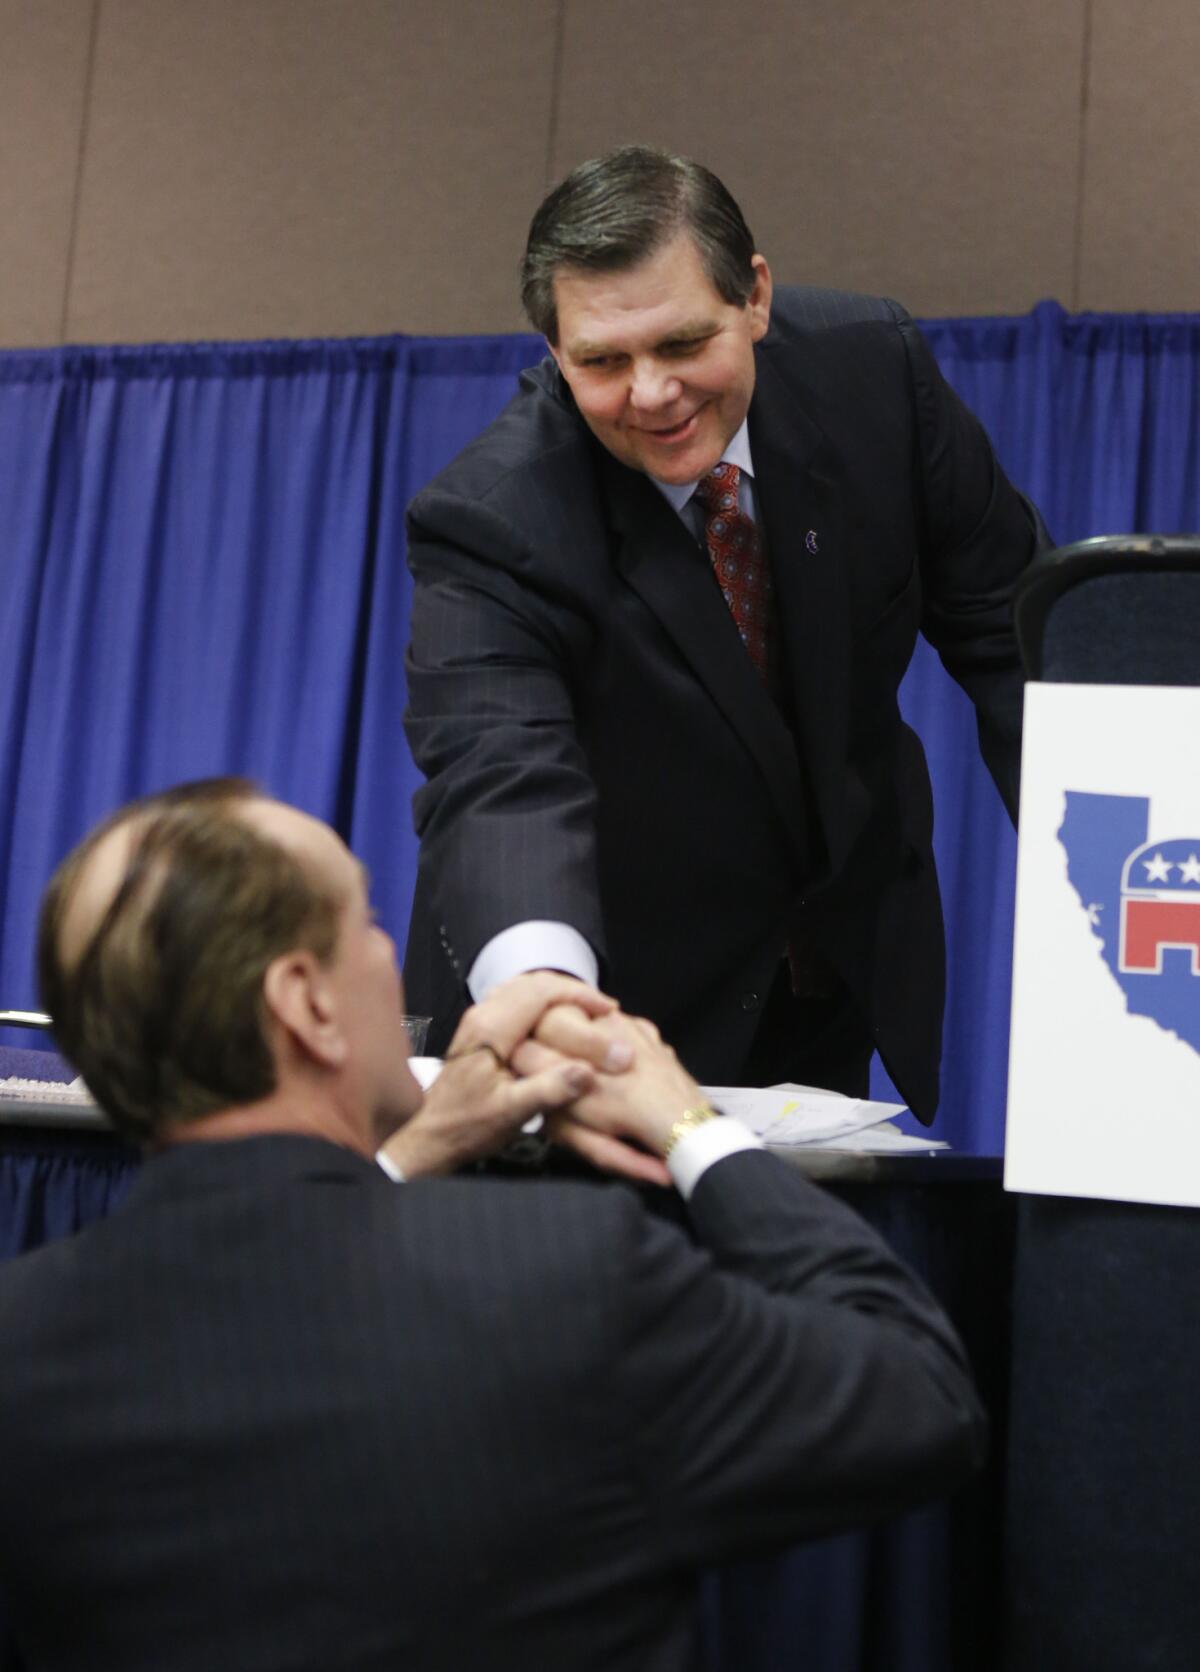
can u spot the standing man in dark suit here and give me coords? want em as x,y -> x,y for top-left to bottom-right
0,778 -> 983,1672
403,144 -> 1049,1120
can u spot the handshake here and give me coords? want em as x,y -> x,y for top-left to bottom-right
383,972 -> 708,1186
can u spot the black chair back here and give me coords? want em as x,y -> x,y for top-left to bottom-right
1014,533 -> 1200,683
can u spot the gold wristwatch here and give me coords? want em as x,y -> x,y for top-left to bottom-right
664,1103 -> 720,1157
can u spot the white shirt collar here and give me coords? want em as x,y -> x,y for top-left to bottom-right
649,420 -> 755,515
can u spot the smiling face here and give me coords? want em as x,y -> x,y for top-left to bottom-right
549,231 -> 772,486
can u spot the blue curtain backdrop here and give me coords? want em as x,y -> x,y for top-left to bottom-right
3,302 -> 1199,1152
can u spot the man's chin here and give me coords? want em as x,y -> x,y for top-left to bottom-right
643,447 -> 721,486
370,1109 -> 404,1151
370,1079 -> 424,1149
636,425 -> 725,485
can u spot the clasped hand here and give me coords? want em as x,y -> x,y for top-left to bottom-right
384,972 -> 703,1185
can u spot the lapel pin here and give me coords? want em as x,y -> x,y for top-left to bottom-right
805,529 -> 820,555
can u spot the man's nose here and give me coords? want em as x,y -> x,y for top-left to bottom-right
628,360 -> 682,411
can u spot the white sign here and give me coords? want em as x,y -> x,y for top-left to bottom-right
1005,683 -> 1200,1208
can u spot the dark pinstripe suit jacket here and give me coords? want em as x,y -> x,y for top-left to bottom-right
403,288 -> 1047,1119
0,1135 -> 983,1672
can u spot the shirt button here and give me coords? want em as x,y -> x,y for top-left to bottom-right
740,992 -> 760,1012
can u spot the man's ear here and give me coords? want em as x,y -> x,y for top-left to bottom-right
746,254 -> 773,343
262,950 -> 347,1069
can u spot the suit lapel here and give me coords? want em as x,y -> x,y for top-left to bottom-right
599,449 -> 809,854
749,351 -> 854,870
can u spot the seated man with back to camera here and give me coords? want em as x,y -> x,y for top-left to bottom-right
0,777 -> 985,1672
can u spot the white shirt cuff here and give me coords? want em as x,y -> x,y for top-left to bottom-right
467,921 -> 599,1000
668,1116 -> 763,1200
376,1148 -> 405,1183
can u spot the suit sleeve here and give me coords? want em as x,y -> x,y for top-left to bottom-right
896,306 -> 1052,821
404,488 -> 607,975
611,1149 -> 986,1562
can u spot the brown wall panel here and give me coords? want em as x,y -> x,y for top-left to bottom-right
553,0 -> 1084,318
0,0 -> 95,348
1079,0 -> 1200,311
11,0 -> 1198,345
65,0 -> 558,343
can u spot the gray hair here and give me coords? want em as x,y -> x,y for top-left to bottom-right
520,145 -> 758,344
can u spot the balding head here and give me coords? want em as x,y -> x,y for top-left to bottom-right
38,780 -> 343,1143
54,814 -> 152,975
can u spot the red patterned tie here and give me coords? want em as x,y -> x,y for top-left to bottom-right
693,463 -> 773,681
695,463 -> 824,997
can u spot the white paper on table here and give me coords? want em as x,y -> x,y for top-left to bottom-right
812,1119 -> 947,1155
701,1083 -> 907,1147
408,1060 -> 922,1150
0,1075 -> 95,1105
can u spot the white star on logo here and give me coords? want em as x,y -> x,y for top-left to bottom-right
1086,903 -> 1103,925
1143,852 -> 1173,883
1179,853 -> 1200,884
